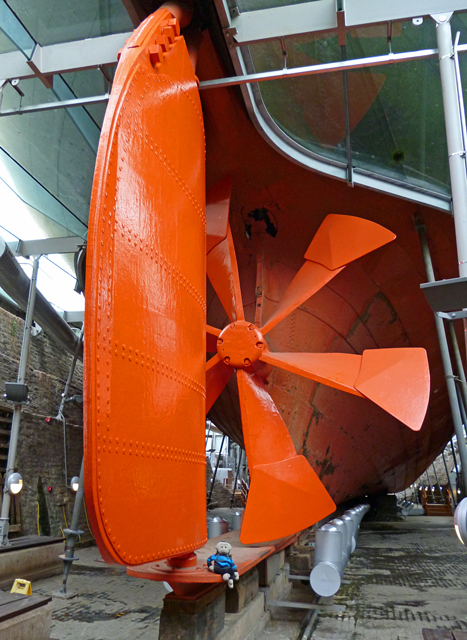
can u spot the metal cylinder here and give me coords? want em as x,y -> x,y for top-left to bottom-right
343,511 -> 359,553
341,514 -> 355,556
207,516 -> 228,539
231,510 -> 244,531
310,524 -> 343,597
0,238 -> 81,357
330,518 -> 350,567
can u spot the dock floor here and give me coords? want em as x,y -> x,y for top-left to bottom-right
260,515 -> 467,640
1,515 -> 466,639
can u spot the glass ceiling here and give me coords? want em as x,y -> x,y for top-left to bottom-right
0,0 -> 464,265
4,0 -> 133,45
0,1 -> 125,244
247,14 -> 464,197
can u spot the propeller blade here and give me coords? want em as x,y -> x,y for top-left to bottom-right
207,224 -> 245,322
206,177 -> 232,254
260,351 -> 364,397
206,324 -> 220,352
241,457 -> 336,544
305,214 -> 396,270
261,261 -> 344,335
355,348 -> 430,432
237,370 -> 336,543
261,215 -> 395,335
206,354 -> 234,413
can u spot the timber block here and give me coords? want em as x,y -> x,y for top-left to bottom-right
258,550 -> 285,587
159,583 -> 226,640
0,592 -> 52,640
225,567 -> 258,614
0,539 -> 63,590
286,545 -> 313,575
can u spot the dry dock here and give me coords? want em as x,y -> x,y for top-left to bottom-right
2,515 -> 466,639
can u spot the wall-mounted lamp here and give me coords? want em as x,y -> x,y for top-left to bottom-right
70,476 -> 80,492
6,472 -> 23,495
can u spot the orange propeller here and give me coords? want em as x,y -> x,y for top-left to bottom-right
206,180 -> 430,543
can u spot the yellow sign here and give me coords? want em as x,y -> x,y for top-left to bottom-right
10,579 -> 32,596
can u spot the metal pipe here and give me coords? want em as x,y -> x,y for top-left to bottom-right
0,238 -> 81,357
0,93 -> 110,117
453,31 -> 467,175
56,323 -> 84,423
432,463 -> 441,495
59,458 -> 84,595
448,320 -> 467,412
0,256 -> 39,546
451,438 -> 461,491
426,471 -> 435,501
340,44 -> 353,185
198,43 -> 467,91
207,434 -> 225,504
442,450 -> 456,506
415,219 -> 467,492
435,15 -> 467,279
56,326 -> 84,487
230,449 -> 243,509
456,384 -> 467,439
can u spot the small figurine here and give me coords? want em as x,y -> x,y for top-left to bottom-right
207,541 -> 240,588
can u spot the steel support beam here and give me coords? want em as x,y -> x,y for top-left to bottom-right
415,219 -> 467,493
344,0 -> 467,27
8,236 -> 84,257
61,310 -> 84,324
0,238 -> 82,357
435,14 -> 467,279
0,93 -> 109,117
0,32 -> 130,83
227,0 -> 337,45
0,255 -> 39,546
217,0 -> 467,45
59,458 -> 85,595
199,43 -> 467,91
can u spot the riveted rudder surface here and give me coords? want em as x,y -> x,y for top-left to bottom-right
84,8 -> 206,565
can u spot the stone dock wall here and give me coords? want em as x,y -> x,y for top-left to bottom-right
0,300 -> 91,542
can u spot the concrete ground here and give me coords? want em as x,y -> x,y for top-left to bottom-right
260,516 -> 467,640
2,515 -> 466,639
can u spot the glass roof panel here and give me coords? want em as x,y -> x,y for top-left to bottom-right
63,66 -> 116,128
0,76 -> 94,234
0,28 -> 18,53
248,17 -> 462,196
4,0 -> 133,46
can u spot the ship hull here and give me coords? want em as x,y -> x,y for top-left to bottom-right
199,33 -> 457,503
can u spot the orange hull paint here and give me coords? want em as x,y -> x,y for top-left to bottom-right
84,10 -> 206,565
198,32 -> 456,504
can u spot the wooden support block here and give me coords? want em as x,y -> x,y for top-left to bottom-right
159,583 -> 226,640
225,567 -> 258,614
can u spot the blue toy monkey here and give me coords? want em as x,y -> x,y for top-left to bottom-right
207,541 -> 239,588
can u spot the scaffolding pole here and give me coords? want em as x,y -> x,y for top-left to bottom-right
0,256 -> 40,546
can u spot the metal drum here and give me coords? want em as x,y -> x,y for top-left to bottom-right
208,517 -> 229,539
231,510 -> 244,531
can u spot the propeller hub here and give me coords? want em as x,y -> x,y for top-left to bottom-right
217,321 -> 265,368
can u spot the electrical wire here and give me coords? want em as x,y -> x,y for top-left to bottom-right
62,504 -> 68,529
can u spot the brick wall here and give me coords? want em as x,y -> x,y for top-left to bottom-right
0,300 -> 92,543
